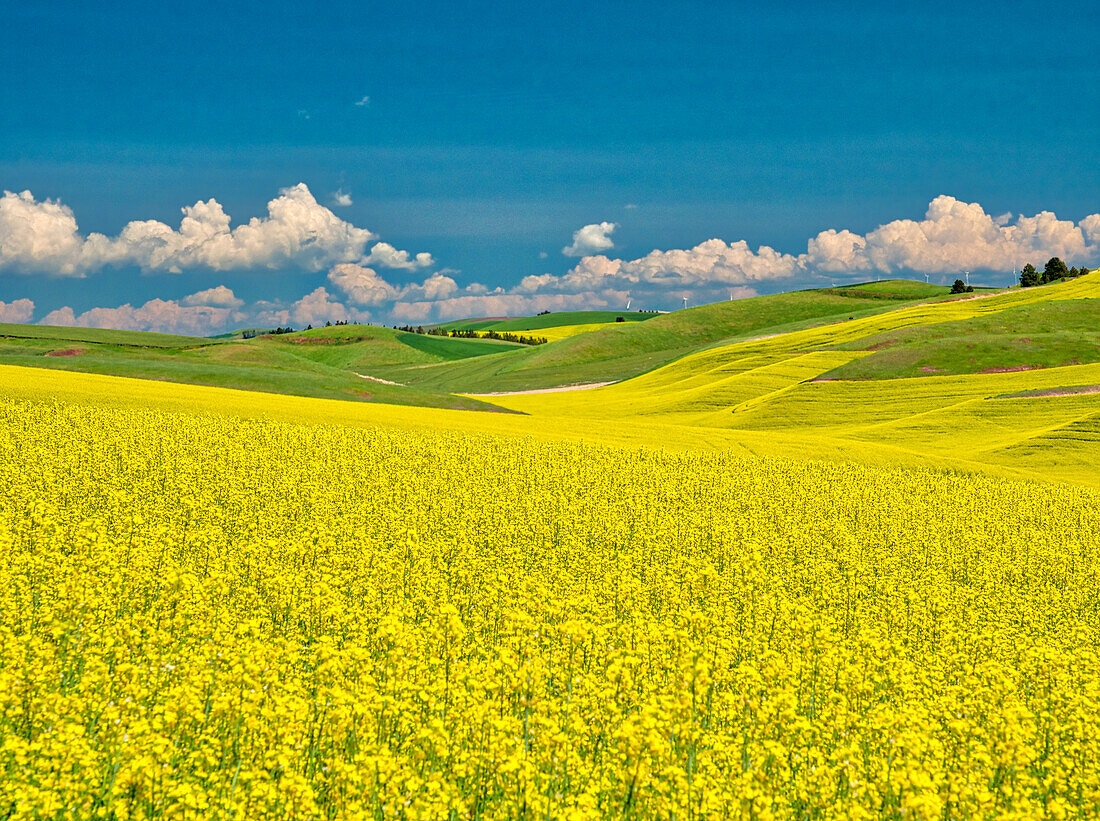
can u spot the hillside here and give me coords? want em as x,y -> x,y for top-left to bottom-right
0,273 -> 1094,486
386,283 -> 971,393
3,273 -> 1098,487
0,322 -> 516,412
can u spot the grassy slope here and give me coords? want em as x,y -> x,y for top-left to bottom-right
0,325 -> 513,412
823,297 -> 1100,379
393,289 -> 948,393
0,322 -> 218,348
3,275 -> 1099,486
488,273 -> 1100,485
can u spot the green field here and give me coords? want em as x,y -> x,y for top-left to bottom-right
0,322 -> 218,348
0,323 -> 515,412
823,299 -> 1100,379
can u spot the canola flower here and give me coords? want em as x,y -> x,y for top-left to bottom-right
1,396 -> 1099,819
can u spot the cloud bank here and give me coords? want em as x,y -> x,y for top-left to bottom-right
0,184 -> 379,276
0,298 -> 34,323
6,193 -> 1099,332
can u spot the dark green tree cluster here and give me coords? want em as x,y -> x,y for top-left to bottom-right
444,328 -> 548,345
1019,258 -> 1091,287
396,325 -> 548,346
950,279 -> 974,294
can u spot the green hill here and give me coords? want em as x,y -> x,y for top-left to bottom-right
0,322 -> 219,348
0,322 -> 515,412
389,287 -> 959,393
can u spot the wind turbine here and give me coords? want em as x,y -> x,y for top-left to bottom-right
682,296 -> 688,310
626,297 -> 632,310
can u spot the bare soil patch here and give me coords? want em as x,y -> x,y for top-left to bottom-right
44,348 -> 84,357
979,365 -> 1043,374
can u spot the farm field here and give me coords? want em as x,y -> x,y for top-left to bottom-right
3,383 -> 1100,819
2,274 -> 1099,818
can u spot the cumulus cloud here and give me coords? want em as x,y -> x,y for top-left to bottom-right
0,297 -> 34,323
391,289 -> 631,323
531,197 -> 1100,303
0,184 -> 376,276
562,222 -> 617,257
327,263 -> 398,306
39,299 -> 237,336
0,190 -> 89,276
331,189 -> 353,207
526,238 -> 800,303
180,285 -> 244,309
363,241 -> 434,270
251,287 -> 371,328
804,196 -> 1099,275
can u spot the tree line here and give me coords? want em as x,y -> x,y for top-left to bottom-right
394,325 -> 548,345
1019,257 -> 1091,288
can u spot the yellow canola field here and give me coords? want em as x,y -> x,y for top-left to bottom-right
462,323 -> 621,343
525,323 -> 623,343
3,391 -> 1100,820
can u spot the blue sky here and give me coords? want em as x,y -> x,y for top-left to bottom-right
1,0 -> 1098,332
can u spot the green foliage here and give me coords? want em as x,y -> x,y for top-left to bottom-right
1042,257 -> 1070,283
1020,264 -> 1040,287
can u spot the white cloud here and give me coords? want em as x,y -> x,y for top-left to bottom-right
39,298 -> 236,336
287,287 -> 367,327
391,289 -> 631,323
0,297 -> 34,323
538,197 -> 1100,300
804,229 -> 870,273
180,285 -> 244,309
562,222 -> 617,257
1082,214 -> 1100,244
531,238 -> 799,301
363,241 -> 434,270
355,96 -> 370,107
327,263 -> 398,306
0,191 -> 89,276
0,184 -> 376,276
241,287 -> 372,330
331,189 -> 353,207
806,196 -> 1098,275
404,273 -> 459,301
624,203 -> 638,210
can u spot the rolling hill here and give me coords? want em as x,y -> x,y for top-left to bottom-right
3,273 -> 1097,485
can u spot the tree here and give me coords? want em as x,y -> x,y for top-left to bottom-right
1019,263 -> 1040,287
1042,257 -> 1069,283
950,279 -> 968,294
